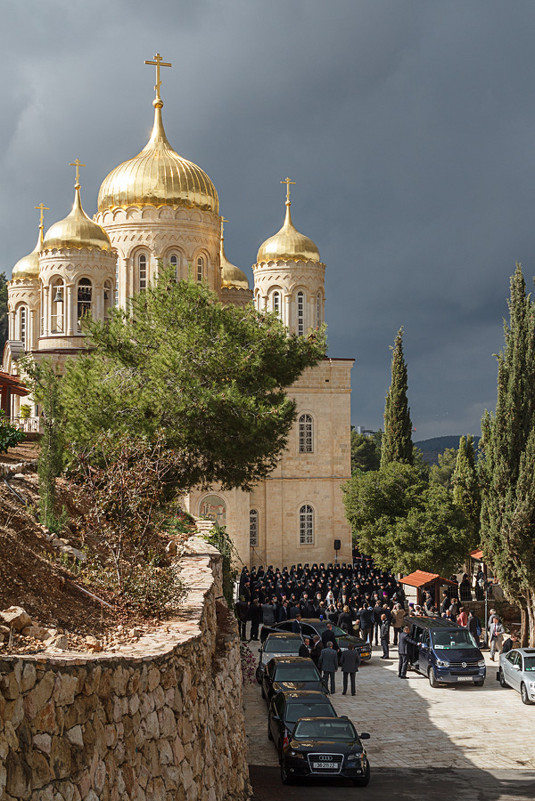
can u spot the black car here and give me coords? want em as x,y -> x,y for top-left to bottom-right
261,618 -> 371,662
280,716 -> 371,786
261,656 -> 326,702
268,690 -> 337,753
256,632 -> 304,683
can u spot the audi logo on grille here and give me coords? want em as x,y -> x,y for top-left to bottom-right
462,662 -> 467,668
318,755 -> 333,761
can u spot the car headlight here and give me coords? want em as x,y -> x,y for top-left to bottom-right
347,752 -> 363,763
289,750 -> 305,759
436,659 -> 450,668
478,659 -> 486,668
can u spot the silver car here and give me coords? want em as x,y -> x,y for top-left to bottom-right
255,632 -> 303,683
498,648 -> 535,704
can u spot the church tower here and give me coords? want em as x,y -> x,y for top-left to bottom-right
253,178 -> 325,335
95,54 -> 222,303
38,162 -> 115,362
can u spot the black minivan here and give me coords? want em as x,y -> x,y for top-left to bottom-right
405,617 -> 486,687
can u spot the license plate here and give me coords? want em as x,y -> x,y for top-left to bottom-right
312,762 -> 338,770
457,676 -> 473,682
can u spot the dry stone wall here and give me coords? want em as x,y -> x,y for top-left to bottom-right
0,536 -> 251,801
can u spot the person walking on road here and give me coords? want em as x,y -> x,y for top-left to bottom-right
398,625 -> 416,678
489,615 -> 504,661
340,643 -> 360,696
392,603 -> 405,646
318,641 -> 338,693
380,613 -> 390,659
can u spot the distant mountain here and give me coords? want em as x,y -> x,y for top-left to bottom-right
414,435 -> 481,466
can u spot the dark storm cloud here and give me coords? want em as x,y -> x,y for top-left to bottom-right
2,0 -> 535,439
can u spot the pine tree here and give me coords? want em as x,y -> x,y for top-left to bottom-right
381,327 -> 413,467
480,264 -> 535,645
452,435 -> 480,546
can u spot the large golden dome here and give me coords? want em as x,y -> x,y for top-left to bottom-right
12,231 -> 41,281
43,185 -> 111,252
257,199 -> 320,264
97,101 -> 219,214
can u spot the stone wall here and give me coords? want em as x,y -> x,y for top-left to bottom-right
0,536 -> 251,801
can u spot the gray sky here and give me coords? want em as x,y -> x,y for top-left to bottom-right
2,0 -> 534,440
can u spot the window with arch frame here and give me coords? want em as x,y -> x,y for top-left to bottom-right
77,278 -> 92,327
169,253 -> 179,276
272,291 -> 281,317
138,253 -> 148,291
196,256 -> 204,282
250,509 -> 259,548
297,291 -> 305,336
298,413 -> 313,453
299,504 -> 314,545
19,306 -> 27,348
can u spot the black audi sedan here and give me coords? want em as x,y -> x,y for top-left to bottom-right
268,690 -> 337,753
261,656 -> 326,703
260,619 -> 372,662
280,716 -> 371,786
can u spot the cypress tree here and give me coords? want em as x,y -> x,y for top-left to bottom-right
480,264 -> 535,645
381,327 -> 413,467
452,434 -> 480,545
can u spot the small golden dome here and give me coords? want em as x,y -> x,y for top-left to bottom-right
257,200 -> 320,264
43,185 -> 111,252
97,104 -> 219,214
12,231 -> 41,281
220,238 -> 249,290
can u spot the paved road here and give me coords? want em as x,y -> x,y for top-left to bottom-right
244,642 -> 535,799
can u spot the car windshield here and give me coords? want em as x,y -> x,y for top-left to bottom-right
432,630 -> 478,650
524,657 -> 535,672
294,719 -> 357,741
286,703 -> 336,724
274,665 -> 320,681
265,639 -> 300,654
315,622 -> 346,638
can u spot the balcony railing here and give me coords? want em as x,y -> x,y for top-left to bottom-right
12,416 -> 42,433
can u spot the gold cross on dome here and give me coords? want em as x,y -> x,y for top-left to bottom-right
220,216 -> 229,238
69,159 -> 85,187
34,202 -> 49,230
281,176 -> 296,203
145,52 -> 172,101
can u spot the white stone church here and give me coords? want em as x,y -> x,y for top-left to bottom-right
3,56 -> 353,567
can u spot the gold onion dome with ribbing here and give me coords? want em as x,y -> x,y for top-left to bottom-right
257,200 -> 320,264
220,238 -> 249,290
97,101 -> 219,213
43,186 -> 111,252
12,232 -> 42,280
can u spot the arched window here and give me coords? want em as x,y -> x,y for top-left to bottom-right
250,509 -> 259,547
272,291 -> 281,317
114,264 -> 119,306
297,291 -> 305,336
197,256 -> 204,282
51,278 -> 65,334
138,254 -> 147,291
77,278 -> 92,327
299,413 -> 313,453
169,253 -> 178,269
299,504 -> 314,545
19,306 -> 27,348
316,292 -> 322,328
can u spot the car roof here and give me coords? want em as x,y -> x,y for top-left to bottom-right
265,632 -> 302,641
405,616 -> 463,630
280,690 -> 335,701
517,648 -> 535,655
268,656 -> 315,665
295,716 -> 352,724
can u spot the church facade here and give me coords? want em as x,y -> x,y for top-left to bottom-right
3,56 -> 353,567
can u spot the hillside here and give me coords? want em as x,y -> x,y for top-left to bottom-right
414,435 -> 481,465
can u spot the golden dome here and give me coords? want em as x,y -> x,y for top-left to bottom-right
12,231 -> 41,281
257,199 -> 320,264
97,101 -> 219,214
220,237 -> 249,290
43,185 -> 111,252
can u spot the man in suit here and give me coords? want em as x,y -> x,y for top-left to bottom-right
489,615 -> 505,660
398,625 -> 417,678
340,643 -> 360,696
380,613 -> 390,659
321,622 -> 339,650
298,637 -> 312,658
318,641 -> 338,693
